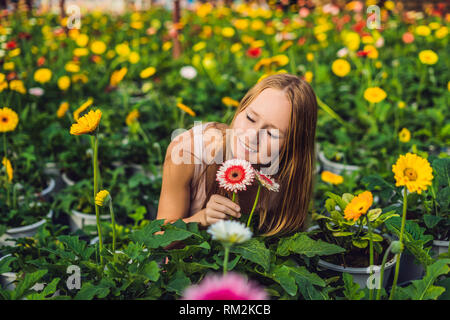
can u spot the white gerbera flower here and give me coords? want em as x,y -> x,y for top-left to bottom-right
180,66 -> 197,80
337,47 -> 349,58
216,159 -> 255,193
254,170 -> 280,192
29,87 -> 44,96
208,220 -> 252,245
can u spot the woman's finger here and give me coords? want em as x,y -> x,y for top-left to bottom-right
210,202 -> 241,218
213,194 -> 241,212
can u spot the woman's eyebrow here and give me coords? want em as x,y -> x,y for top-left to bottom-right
248,108 -> 285,137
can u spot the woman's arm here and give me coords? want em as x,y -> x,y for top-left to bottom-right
156,130 -> 207,226
156,126 -> 241,228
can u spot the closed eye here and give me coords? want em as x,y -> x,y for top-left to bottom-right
246,114 -> 255,123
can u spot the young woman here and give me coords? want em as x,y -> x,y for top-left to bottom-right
157,73 -> 318,237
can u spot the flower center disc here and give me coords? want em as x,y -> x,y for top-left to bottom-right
404,168 -> 418,181
1,117 -> 7,123
225,166 -> 245,184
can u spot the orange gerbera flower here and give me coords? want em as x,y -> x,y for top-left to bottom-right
344,191 -> 373,221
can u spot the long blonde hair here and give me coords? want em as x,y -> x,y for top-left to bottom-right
196,73 -> 318,237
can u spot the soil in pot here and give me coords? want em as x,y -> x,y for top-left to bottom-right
0,200 -> 52,230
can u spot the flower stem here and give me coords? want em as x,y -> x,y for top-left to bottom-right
247,184 -> 261,229
230,192 -> 236,220
389,187 -> 408,300
108,198 -> 116,253
368,216 -> 374,300
3,132 -> 10,207
376,242 -> 393,300
223,244 -> 230,275
93,133 -> 104,266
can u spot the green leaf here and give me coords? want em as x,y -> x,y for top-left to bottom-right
352,239 -> 368,248
229,238 -> 271,272
277,233 -> 345,258
360,233 -> 384,242
325,192 -> 348,211
166,270 -> 191,296
423,214 -> 444,229
394,259 -> 450,300
289,266 -> 326,288
134,220 -> 201,249
141,261 -> 160,282
437,277 -> 450,300
332,231 -> 354,237
57,235 -> 95,260
11,270 -> 48,300
181,259 -> 220,274
0,255 -> 16,274
432,158 -> 450,188
271,265 -> 298,296
74,279 -> 114,300
367,208 -> 382,222
325,198 -> 336,213
26,278 -> 60,300
342,273 -> 365,300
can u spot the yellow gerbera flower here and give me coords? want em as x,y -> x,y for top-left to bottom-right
90,40 -> 106,55
110,67 -> 128,86
57,76 -> 71,91
304,71 -> 313,83
140,67 -> 156,79
415,25 -> 431,36
321,171 -> 343,185
57,102 -> 69,118
115,43 -> 130,57
253,58 -> 272,72
65,62 -> 80,73
331,59 -> 351,77
221,27 -> 235,38
176,102 -> 196,117
364,87 -> 387,104
2,157 -> 13,182
344,191 -> 373,221
9,80 -> 26,94
126,109 -> 140,126
73,98 -> 94,121
33,68 -> 52,84
222,97 -> 240,107
70,109 -> 102,136
0,107 -> 19,132
418,50 -> 438,65
399,128 -> 411,143
271,54 -> 289,67
95,190 -> 110,206
75,34 -> 89,47
392,153 -> 433,194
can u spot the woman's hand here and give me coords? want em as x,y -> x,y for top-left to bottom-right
202,194 -> 241,226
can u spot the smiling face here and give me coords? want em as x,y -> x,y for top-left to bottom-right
230,88 -> 291,165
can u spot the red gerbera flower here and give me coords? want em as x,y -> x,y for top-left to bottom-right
254,170 -> 280,192
6,40 -> 17,50
37,56 -> 46,67
297,36 -> 306,46
246,47 -> 262,59
357,50 -> 369,57
216,159 -> 255,193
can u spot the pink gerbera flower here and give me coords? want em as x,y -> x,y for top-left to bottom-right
254,170 -> 280,192
182,273 -> 268,300
216,159 -> 255,193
